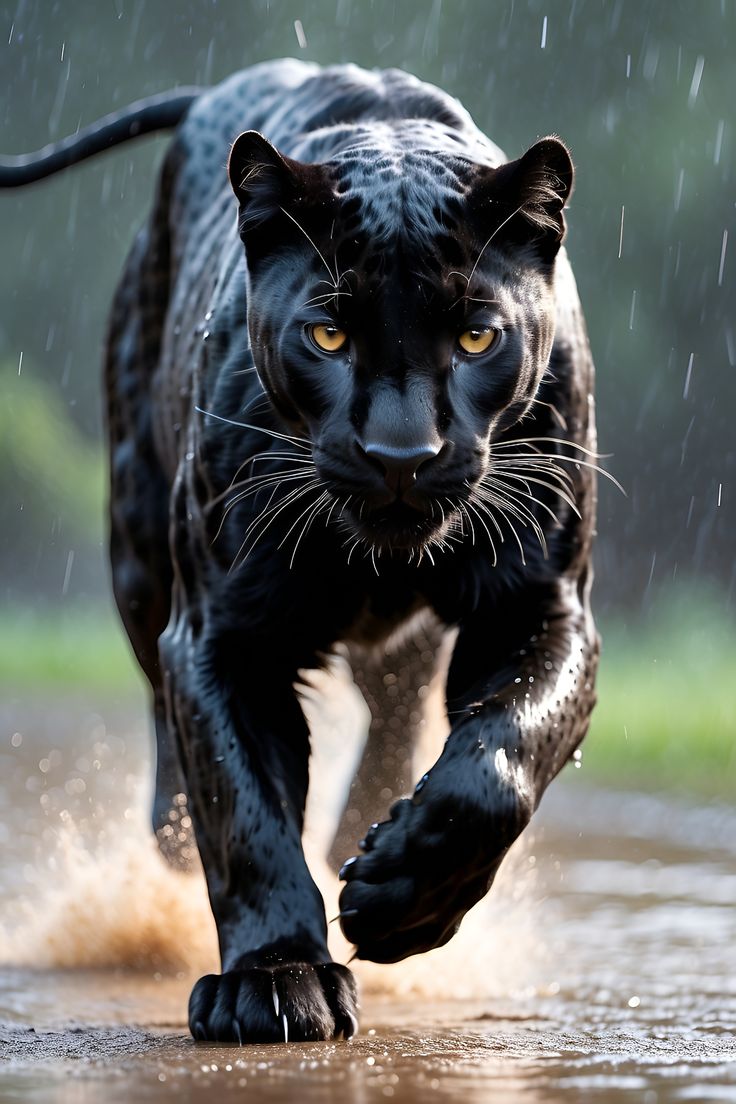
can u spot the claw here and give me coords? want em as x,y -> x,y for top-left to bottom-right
345,1011 -> 359,1039
193,1020 -> 206,1041
339,909 -> 359,919
232,1018 -> 243,1046
282,1012 -> 289,1044
359,825 -> 379,852
272,980 -> 280,1018
339,856 -> 357,879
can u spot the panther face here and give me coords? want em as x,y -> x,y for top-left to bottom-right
229,129 -> 572,554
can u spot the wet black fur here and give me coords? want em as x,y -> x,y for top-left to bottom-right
14,60 -> 601,1042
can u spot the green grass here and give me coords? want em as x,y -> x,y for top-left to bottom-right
0,605 -> 140,693
585,602 -> 736,798
0,366 -> 105,540
1,592 -> 734,798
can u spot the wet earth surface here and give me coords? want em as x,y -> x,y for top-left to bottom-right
0,691 -> 734,1103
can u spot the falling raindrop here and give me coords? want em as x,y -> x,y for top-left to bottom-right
687,55 -> 705,107
717,230 -> 728,286
294,19 -> 307,49
683,353 -> 694,399
674,168 -> 685,211
62,550 -> 75,596
618,206 -> 625,259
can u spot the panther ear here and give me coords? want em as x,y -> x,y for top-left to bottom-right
471,137 -> 574,263
228,131 -> 297,232
228,130 -> 328,239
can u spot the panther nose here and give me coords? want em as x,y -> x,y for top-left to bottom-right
358,440 -> 442,496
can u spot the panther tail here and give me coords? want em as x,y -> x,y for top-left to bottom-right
0,88 -> 201,187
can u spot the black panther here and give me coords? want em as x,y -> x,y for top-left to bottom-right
1,59 -> 601,1043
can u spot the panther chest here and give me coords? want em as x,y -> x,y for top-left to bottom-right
341,594 -> 431,648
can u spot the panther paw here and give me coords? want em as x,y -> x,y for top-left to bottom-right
338,793 -> 498,963
188,961 -> 358,1043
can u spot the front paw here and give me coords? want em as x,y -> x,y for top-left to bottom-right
339,785 -> 511,963
189,961 -> 358,1043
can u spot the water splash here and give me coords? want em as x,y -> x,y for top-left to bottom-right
0,661 -> 544,1002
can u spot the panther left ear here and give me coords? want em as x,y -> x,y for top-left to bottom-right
471,137 -> 574,263
228,131 -> 299,233
228,130 -> 328,239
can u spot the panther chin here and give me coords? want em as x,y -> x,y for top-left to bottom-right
344,499 -> 456,555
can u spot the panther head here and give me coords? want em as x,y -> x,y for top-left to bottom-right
228,128 -> 573,554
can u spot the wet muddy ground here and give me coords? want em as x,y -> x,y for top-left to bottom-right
1,686 -> 734,1103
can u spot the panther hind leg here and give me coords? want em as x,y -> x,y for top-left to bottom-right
105,191 -> 191,867
328,617 -> 447,871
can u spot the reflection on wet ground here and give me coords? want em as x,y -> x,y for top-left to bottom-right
0,690 -> 734,1103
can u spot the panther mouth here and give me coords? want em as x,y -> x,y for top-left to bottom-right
343,499 -> 453,553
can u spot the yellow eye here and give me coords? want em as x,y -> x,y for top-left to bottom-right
310,323 -> 348,353
458,327 -> 498,355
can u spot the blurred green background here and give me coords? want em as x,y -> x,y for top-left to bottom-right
0,0 -> 734,795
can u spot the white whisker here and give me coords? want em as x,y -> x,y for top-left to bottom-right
323,495 -> 342,528
476,480 -> 548,555
528,397 -> 568,430
278,206 -> 338,286
288,491 -> 332,568
229,479 -> 321,573
470,493 -> 526,564
301,290 -> 353,308
489,468 -> 581,517
484,475 -> 564,531
210,470 -> 312,545
491,457 -> 576,489
458,502 -> 475,546
196,406 -> 311,451
491,435 -> 602,456
466,203 -> 526,289
493,451 -> 625,493
209,463 -> 314,511
276,483 -> 328,551
465,501 -> 497,564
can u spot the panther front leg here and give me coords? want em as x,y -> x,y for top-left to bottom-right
339,575 -> 599,962
159,603 -> 358,1043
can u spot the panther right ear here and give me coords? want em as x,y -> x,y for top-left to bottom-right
469,137 -> 575,264
228,131 -> 326,237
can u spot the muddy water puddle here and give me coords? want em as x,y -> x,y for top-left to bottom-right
0,690 -> 735,1102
